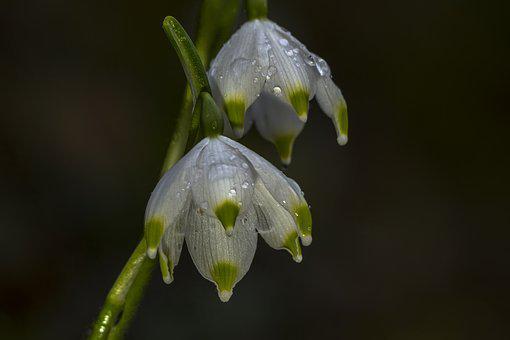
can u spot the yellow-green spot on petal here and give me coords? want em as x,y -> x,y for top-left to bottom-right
288,88 -> 309,122
158,251 -> 174,284
210,261 -> 238,302
145,218 -> 164,259
273,134 -> 296,166
214,200 -> 240,236
335,99 -> 348,145
283,230 -> 302,263
224,97 -> 246,137
293,203 -> 312,246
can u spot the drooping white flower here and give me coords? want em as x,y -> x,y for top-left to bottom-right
208,19 -> 348,162
144,136 -> 312,302
248,92 -> 304,165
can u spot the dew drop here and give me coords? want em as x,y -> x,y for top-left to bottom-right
305,54 -> 316,66
315,58 -> 331,76
228,188 -> 237,197
265,65 -> 277,80
279,38 -> 289,46
272,86 -> 282,95
241,180 -> 250,189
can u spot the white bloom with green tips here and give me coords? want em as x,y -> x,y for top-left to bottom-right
144,136 -> 312,302
208,18 -> 348,163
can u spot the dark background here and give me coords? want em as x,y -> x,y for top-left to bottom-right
2,0 -> 509,339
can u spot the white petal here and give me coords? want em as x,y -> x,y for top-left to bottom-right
249,92 -> 304,164
158,212 -> 186,284
209,21 -> 267,134
218,136 -> 300,209
315,75 -> 348,145
191,137 -> 256,234
144,138 -> 208,258
185,200 -> 258,301
252,180 -> 302,262
260,20 -> 320,121
219,136 -> 312,245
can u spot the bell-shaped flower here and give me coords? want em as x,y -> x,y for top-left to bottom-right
208,18 -> 348,162
144,136 -> 312,302
248,92 -> 304,165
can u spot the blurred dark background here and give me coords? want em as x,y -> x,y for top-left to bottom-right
1,0 -> 509,339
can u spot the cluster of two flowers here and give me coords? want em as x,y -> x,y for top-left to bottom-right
145,18 -> 347,302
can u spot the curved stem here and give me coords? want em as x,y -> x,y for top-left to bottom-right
247,0 -> 268,20
89,2 -> 241,339
89,241 -> 153,340
162,0 -> 240,172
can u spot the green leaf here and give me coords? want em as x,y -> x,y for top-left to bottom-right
162,16 -> 211,102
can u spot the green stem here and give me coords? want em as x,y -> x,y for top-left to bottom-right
90,241 -> 153,340
89,2 -> 241,339
161,0 -> 240,172
247,0 -> 268,20
161,86 -> 193,175
200,92 -> 224,137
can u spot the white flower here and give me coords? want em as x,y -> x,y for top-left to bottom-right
208,19 -> 348,163
144,136 -> 312,302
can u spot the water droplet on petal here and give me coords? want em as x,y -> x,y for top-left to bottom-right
315,58 -> 331,76
265,65 -> 277,80
279,38 -> 289,46
228,188 -> 237,197
305,54 -> 316,66
272,86 -> 282,95
241,180 -> 250,189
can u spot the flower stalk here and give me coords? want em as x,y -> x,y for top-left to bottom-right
161,0 -> 240,173
89,1 -> 240,338
247,0 -> 268,20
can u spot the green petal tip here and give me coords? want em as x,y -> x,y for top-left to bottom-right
214,200 -> 240,236
283,231 -> 303,263
159,251 -> 174,284
274,134 -> 296,166
224,98 -> 246,137
289,89 -> 309,122
293,204 -> 312,246
145,218 -> 165,259
211,261 -> 238,302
